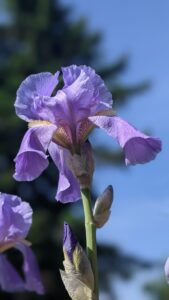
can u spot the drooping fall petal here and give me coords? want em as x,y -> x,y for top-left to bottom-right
89,115 -> 161,165
14,125 -> 56,181
48,142 -> 80,203
0,254 -> 25,292
15,243 -> 44,294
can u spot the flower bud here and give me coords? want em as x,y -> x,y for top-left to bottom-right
60,223 -> 95,299
164,257 -> 169,283
63,222 -> 77,263
67,141 -> 94,189
93,185 -> 113,228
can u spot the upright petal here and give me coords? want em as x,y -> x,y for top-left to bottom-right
79,65 -> 113,109
89,115 -> 161,165
62,65 -> 81,86
0,254 -> 25,292
15,243 -> 44,295
48,142 -> 80,203
62,65 -> 113,111
0,195 -> 12,242
14,124 -> 56,181
0,193 -> 32,241
15,72 -> 59,121
62,69 -> 95,122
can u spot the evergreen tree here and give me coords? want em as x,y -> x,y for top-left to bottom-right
145,278 -> 169,300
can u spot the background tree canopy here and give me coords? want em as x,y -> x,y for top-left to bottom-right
0,0 -> 153,299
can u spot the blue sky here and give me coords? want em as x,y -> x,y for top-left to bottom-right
62,0 -> 169,299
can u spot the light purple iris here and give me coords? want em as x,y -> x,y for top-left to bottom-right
14,65 -> 161,203
0,193 -> 44,294
165,257 -> 169,284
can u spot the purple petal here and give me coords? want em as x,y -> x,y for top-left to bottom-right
48,142 -> 81,203
62,65 -> 81,86
0,195 -> 12,242
14,124 -> 56,181
63,223 -> 77,262
16,243 -> 44,294
89,115 -> 161,165
0,193 -> 32,242
62,65 -> 113,111
165,257 -> 169,284
15,72 -> 59,121
0,254 -> 25,292
62,69 -> 95,122
79,65 -> 113,109
124,136 -> 161,165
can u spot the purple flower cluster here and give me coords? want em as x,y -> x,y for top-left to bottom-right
0,193 -> 44,294
13,65 -> 161,203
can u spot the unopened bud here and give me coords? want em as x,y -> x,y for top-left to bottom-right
61,223 -> 95,299
164,257 -> 169,284
67,141 -> 94,188
93,185 -> 113,228
63,222 -> 77,263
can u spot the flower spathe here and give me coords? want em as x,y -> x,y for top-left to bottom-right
0,193 -> 44,294
61,223 -> 95,299
14,65 -> 161,203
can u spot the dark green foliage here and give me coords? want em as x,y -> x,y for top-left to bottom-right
0,0 -> 150,299
145,279 -> 169,300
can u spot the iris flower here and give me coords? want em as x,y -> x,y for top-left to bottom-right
14,65 -> 161,203
165,257 -> 169,284
0,193 -> 44,294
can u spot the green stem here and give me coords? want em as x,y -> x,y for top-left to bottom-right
81,187 -> 99,300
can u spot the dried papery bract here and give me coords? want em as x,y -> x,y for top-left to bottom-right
60,223 -> 95,300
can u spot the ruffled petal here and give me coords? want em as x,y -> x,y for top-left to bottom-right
0,193 -> 32,242
0,254 -> 25,292
15,72 -> 59,121
15,243 -> 44,295
62,65 -> 113,111
62,69 -> 94,122
0,195 -> 12,242
62,65 -> 81,86
48,142 -> 80,203
79,65 -> 113,109
89,115 -> 161,165
14,125 -> 56,181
